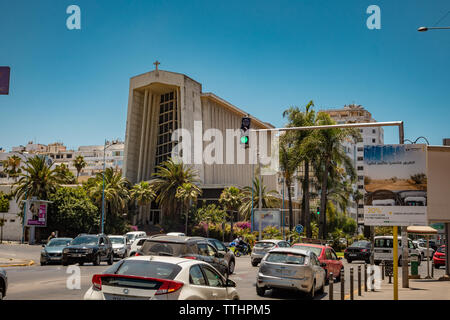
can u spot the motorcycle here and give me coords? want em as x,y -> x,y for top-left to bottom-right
229,241 -> 250,257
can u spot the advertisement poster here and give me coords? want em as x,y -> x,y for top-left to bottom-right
26,200 -> 47,227
253,209 -> 281,231
363,144 -> 427,226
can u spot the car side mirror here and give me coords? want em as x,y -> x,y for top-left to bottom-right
226,279 -> 236,287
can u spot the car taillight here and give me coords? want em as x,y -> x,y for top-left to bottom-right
155,280 -> 184,295
183,256 -> 197,260
361,249 -> 368,252
344,249 -> 348,253
92,274 -> 102,291
135,252 -> 141,256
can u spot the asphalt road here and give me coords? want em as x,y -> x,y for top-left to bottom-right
0,244 -> 445,300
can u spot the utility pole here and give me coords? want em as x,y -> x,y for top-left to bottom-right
258,148 -> 262,241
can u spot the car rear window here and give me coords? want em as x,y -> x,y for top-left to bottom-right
293,244 -> 322,257
351,241 -> 371,248
141,240 -> 191,256
112,260 -> 181,279
266,252 -> 306,265
255,242 -> 275,249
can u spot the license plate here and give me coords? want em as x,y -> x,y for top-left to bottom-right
71,254 -> 82,257
349,254 -> 357,257
50,257 -> 60,260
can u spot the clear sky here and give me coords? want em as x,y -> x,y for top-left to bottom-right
0,0 -> 449,151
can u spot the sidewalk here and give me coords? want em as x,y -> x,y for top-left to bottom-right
355,278 -> 450,300
0,257 -> 35,267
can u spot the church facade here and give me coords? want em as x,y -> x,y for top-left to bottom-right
123,67 -> 280,225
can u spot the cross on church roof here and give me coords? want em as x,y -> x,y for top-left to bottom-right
153,60 -> 160,71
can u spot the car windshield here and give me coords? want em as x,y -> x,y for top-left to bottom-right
266,252 -> 306,265
254,242 -> 275,249
351,241 -> 370,248
293,245 -> 322,257
126,234 -> 136,241
141,240 -> 189,256
109,260 -> 182,279
110,237 -> 125,244
437,246 -> 446,254
47,239 -> 71,247
71,236 -> 98,245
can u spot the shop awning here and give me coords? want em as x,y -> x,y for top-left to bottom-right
406,226 -> 438,235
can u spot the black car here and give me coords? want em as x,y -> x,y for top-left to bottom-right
62,234 -> 114,266
138,235 -> 229,276
206,238 -> 236,274
344,240 -> 372,263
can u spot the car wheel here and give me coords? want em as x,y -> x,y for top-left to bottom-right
63,261 -> 68,266
40,261 -> 46,266
93,254 -> 100,266
346,259 -> 352,264
256,286 -> 266,297
434,264 -> 440,269
251,260 -> 258,267
306,281 -> 315,299
108,253 -> 114,265
78,261 -> 84,266
228,260 -> 235,274
0,285 -> 3,300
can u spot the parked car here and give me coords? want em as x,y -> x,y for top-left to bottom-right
62,234 -> 114,266
129,237 -> 149,256
292,243 -> 343,281
138,236 -> 229,276
373,236 -> 421,266
83,256 -> 239,300
344,240 -> 371,263
250,240 -> 291,267
0,267 -> 7,300
413,240 -> 435,260
125,231 -> 147,245
256,247 -> 326,299
108,235 -> 130,260
206,238 -> 236,274
433,245 -> 446,269
40,237 -> 73,265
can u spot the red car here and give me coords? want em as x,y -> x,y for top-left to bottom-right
433,245 -> 446,269
292,243 -> 344,281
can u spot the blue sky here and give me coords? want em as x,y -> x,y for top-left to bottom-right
0,0 -> 449,151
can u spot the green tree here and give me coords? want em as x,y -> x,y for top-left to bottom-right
13,155 -> 71,202
239,177 -> 280,220
46,187 -> 100,237
194,203 -> 227,237
54,163 -> 76,184
73,155 -> 87,181
219,186 -> 242,241
176,182 -> 202,235
0,192 -> 10,243
88,167 -> 130,234
2,155 -> 22,181
130,181 -> 156,225
150,158 -> 200,230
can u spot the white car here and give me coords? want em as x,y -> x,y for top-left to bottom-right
374,236 -> 421,266
125,231 -> 147,245
129,237 -> 149,256
413,240 -> 435,260
108,235 -> 130,259
83,256 -> 239,300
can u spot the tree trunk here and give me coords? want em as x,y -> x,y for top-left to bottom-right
287,183 -> 293,231
229,210 -> 234,242
319,159 -> 330,240
304,161 -> 311,238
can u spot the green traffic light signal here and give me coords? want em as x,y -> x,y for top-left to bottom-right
240,136 -> 249,144
316,207 -> 320,215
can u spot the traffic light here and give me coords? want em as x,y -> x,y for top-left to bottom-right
316,207 -> 320,215
240,117 -> 251,148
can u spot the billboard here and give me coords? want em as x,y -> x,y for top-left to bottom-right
253,209 -> 281,231
26,200 -> 48,227
427,146 -> 450,223
0,66 -> 10,95
363,144 -> 427,226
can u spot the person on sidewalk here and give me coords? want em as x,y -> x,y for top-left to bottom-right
47,232 -> 56,243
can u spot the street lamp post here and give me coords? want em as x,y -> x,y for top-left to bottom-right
418,26 -> 450,32
101,139 -> 118,234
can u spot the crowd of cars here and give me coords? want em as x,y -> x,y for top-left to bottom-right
3,230 -> 439,301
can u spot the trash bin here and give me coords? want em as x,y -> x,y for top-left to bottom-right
410,254 -> 420,278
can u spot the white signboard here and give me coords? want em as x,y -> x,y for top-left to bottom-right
363,144 -> 427,226
253,209 -> 281,231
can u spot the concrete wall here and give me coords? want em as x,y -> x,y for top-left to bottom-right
0,185 -> 23,242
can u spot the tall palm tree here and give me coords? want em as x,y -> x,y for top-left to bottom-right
13,155 -> 70,202
150,158 -> 200,228
54,163 -> 76,184
176,182 -> 202,235
73,155 -> 87,181
2,155 -> 22,181
282,101 -> 317,237
219,186 -> 242,241
304,112 -> 359,239
239,177 -> 280,220
88,168 -> 130,232
130,181 -> 156,225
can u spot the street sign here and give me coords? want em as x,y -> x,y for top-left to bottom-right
295,224 -> 304,234
0,66 -> 11,95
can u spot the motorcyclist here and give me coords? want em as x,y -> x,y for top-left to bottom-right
235,236 -> 247,254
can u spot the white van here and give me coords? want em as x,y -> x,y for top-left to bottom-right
374,236 -> 421,266
125,231 -> 147,245
372,199 -> 396,206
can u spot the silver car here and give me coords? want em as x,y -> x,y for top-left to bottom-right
256,247 -> 326,299
0,267 -> 7,300
108,235 -> 130,259
251,239 -> 291,267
